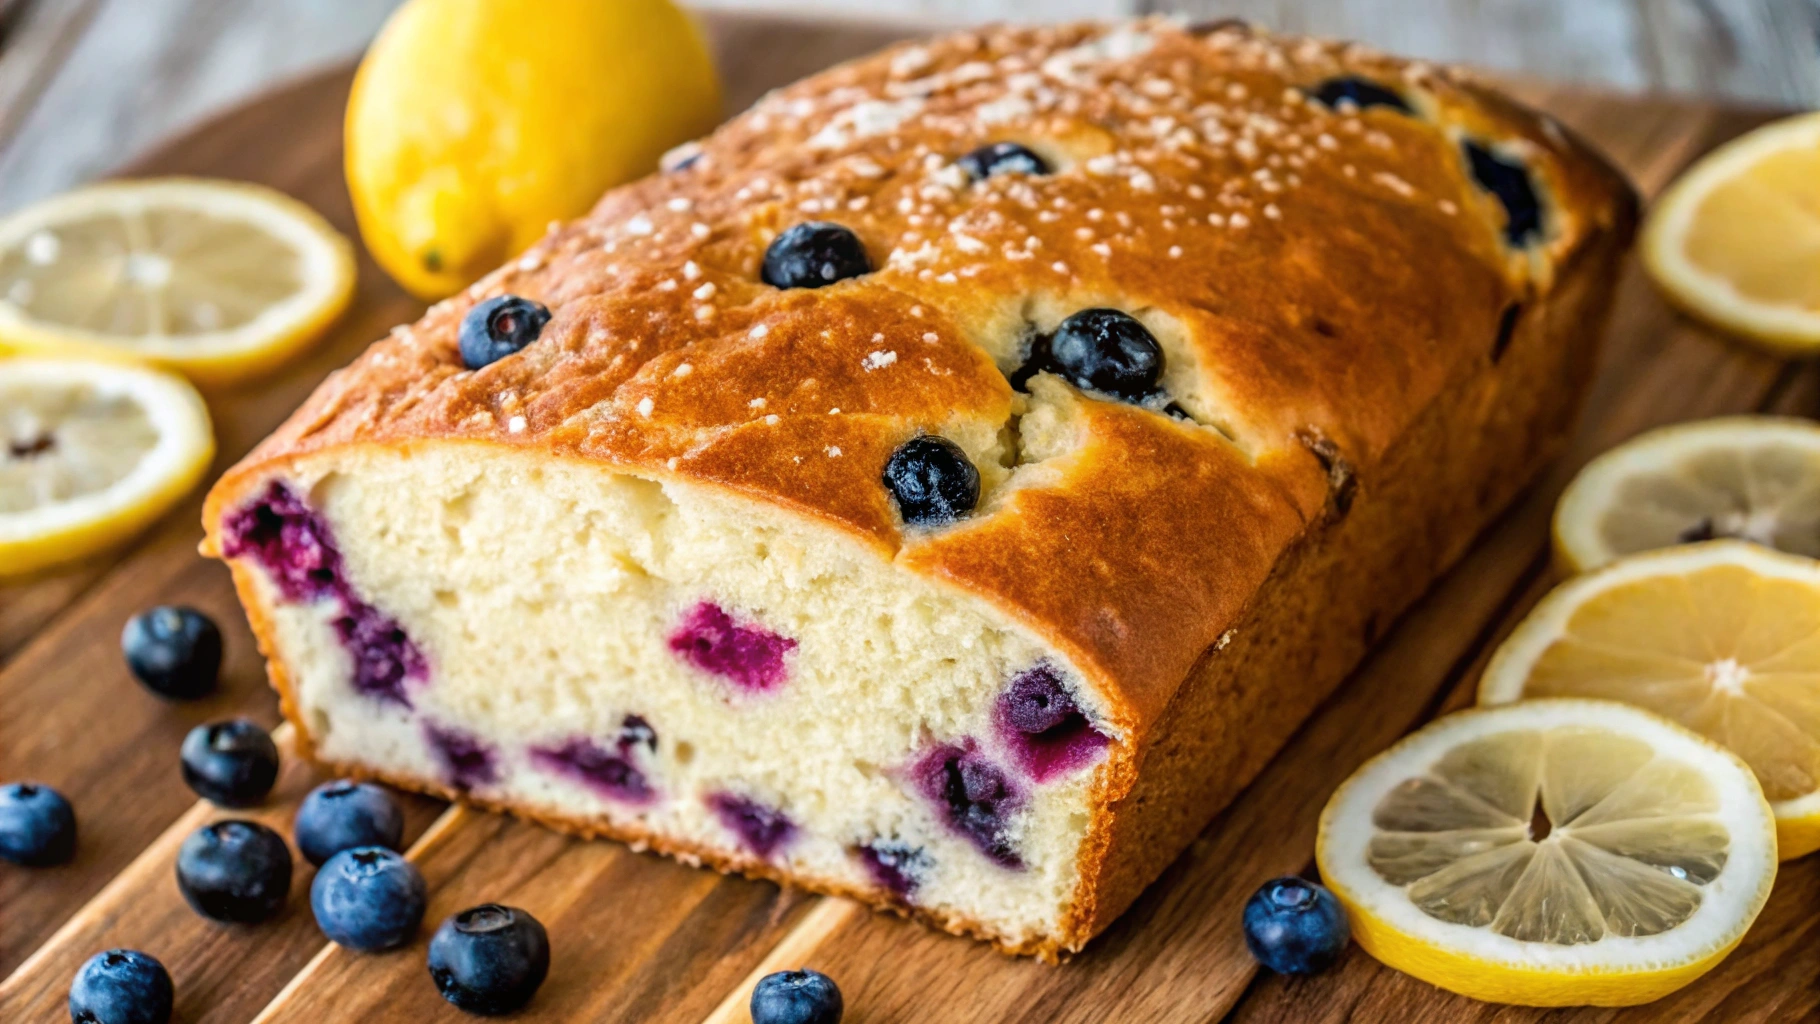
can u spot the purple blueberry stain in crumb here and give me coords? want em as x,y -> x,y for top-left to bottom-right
707,793 -> 797,858
223,482 -> 429,708
335,601 -> 428,708
530,738 -> 654,805
996,665 -> 1112,783
911,740 -> 1024,869
221,481 -> 342,601
856,840 -> 932,900
424,723 -> 499,792
667,602 -> 797,692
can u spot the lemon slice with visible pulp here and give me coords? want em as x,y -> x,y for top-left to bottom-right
0,178 -> 355,385
1481,541 -> 1820,859
1,358 -> 213,576
1641,112 -> 1820,352
1555,416 -> 1820,573
1319,699 -> 1775,1007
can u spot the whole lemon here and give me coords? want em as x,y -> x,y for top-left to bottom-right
346,0 -> 721,299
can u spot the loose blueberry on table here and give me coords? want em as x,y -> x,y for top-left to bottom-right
1307,76 -> 1413,114
882,435 -> 981,527
0,780 -> 77,866
958,141 -> 1049,181
1045,308 -> 1164,402
1242,876 -> 1351,975
180,719 -> 280,808
175,819 -> 293,924
427,904 -> 551,1016
458,294 -> 553,370
310,846 -> 427,952
120,606 -> 221,700
294,779 -> 405,866
751,968 -> 844,1024
67,949 -> 173,1024
760,222 -> 871,289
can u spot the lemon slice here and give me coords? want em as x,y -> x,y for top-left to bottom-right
1480,541 -> 1820,859
1319,699 -> 1775,1007
0,178 -> 356,385
1555,416 -> 1820,573
1,358 -> 213,576
1641,112 -> 1820,353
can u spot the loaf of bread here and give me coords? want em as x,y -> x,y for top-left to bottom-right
203,19 -> 1637,958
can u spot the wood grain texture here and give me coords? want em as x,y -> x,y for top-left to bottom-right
0,728 -> 446,1024
0,13 -> 1815,1024
247,807 -> 823,1024
0,67 -> 425,979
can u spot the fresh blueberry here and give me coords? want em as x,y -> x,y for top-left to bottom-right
294,780 -> 405,867
458,295 -> 552,370
310,846 -> 427,951
1463,141 -> 1543,246
760,222 -> 870,289
180,719 -> 280,808
68,949 -> 173,1024
751,968 -> 843,1024
1242,876 -> 1351,975
121,606 -> 221,700
175,819 -> 293,924
958,141 -> 1049,181
427,904 -> 551,1016
882,435 -> 980,527
0,781 -> 77,866
1048,309 -> 1164,402
1308,76 -> 1413,114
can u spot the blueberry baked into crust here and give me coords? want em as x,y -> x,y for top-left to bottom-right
202,20 -> 1637,959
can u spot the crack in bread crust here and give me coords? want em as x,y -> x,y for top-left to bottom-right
203,18 -> 1638,956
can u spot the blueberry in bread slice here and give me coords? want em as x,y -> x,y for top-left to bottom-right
203,19 -> 1637,958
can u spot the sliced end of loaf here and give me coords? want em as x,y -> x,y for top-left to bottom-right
208,442 -> 1121,953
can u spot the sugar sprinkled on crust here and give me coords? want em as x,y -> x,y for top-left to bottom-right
206,16 -> 1635,962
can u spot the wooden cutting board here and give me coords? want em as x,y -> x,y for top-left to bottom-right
1,13 -> 1812,1024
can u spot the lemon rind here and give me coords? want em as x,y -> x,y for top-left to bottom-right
1553,416 -> 1820,574
1318,698 -> 1777,1007
1641,111 -> 1820,351
0,178 -> 356,386
0,358 -> 215,577
1481,541 -> 1820,861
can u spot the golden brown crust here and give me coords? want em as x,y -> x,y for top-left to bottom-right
204,18 -> 1638,956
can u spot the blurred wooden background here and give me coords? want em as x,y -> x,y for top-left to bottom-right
0,0 -> 1814,215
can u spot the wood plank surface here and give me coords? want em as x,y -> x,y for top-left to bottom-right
0,730 -> 446,1024
1,12 -> 1815,1024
